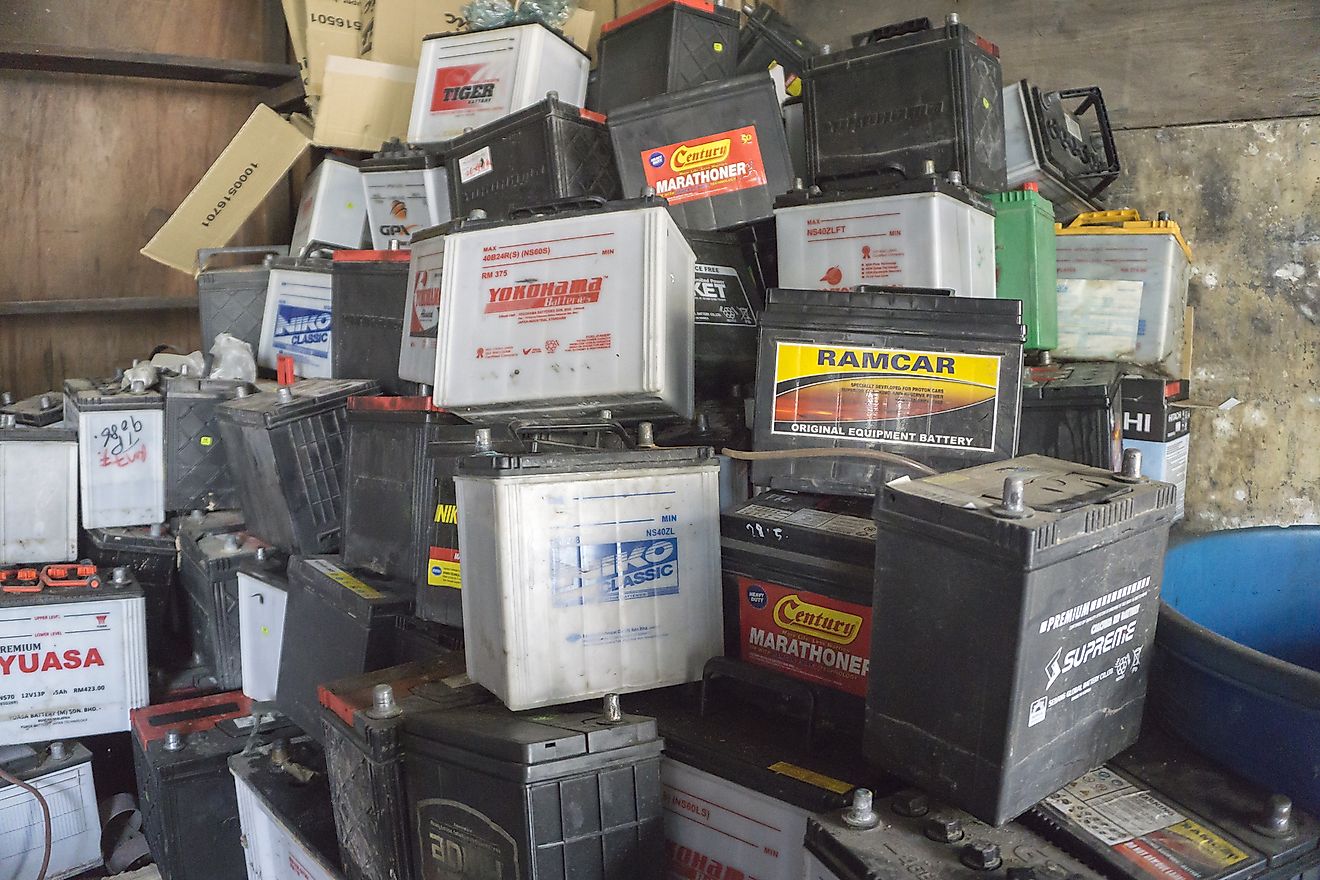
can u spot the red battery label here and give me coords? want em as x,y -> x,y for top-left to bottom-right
641,126 -> 769,207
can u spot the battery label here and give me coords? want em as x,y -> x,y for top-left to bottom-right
641,126 -> 768,207
417,799 -> 519,880
365,176 -> 428,246
771,342 -> 1001,451
693,263 -> 756,326
428,547 -> 461,590
429,63 -> 504,112
458,146 -> 493,183
408,264 -> 444,340
552,538 -> 680,606
303,558 -> 384,600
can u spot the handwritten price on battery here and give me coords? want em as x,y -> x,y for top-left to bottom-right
97,417 -> 147,468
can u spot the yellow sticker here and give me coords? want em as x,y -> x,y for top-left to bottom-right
767,761 -> 852,795
434,504 -> 458,525
1164,820 -> 1250,868
428,549 -> 461,590
982,96 -> 991,109
199,436 -> 214,447
713,42 -> 724,53
307,559 -> 384,599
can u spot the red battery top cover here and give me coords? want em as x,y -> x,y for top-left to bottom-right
131,691 -> 254,747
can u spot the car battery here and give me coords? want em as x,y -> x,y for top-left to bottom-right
258,255 -> 336,379
868,454 -> 1179,824
330,248 -> 416,396
171,506 -> 245,543
784,96 -> 807,179
657,402 -> 753,511
69,382 -> 166,528
432,196 -> 696,422
276,555 -> 416,743
408,22 -> 590,144
197,246 -> 286,356
609,71 -> 796,231
752,287 -> 1026,496
0,416 -> 76,565
988,183 -> 1059,351
805,15 -> 1006,194
231,738 -> 343,880
594,0 -> 741,114
179,529 -> 271,691
686,229 -> 764,395
1055,210 -> 1194,375
131,691 -> 293,880
83,522 -> 177,663
291,157 -> 368,254
1003,80 -> 1120,219
454,445 -> 722,709
0,741 -> 101,880
446,94 -> 621,220
1,389 -> 63,427
401,696 -> 666,880
1122,372 -> 1191,519
216,378 -> 380,555
774,175 -> 997,298
739,3 -> 817,90
1018,361 -> 1124,469
360,139 -> 449,249
0,565 -> 147,742
237,551 -> 291,703
163,376 -> 251,511
399,223 -> 447,385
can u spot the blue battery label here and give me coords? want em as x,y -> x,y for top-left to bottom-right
273,303 -> 331,359
552,537 -> 680,607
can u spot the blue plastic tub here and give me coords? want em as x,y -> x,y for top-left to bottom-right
1152,526 -> 1320,812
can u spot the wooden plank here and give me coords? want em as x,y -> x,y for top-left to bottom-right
0,42 -> 298,87
0,296 -> 197,316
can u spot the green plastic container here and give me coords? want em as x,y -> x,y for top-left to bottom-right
989,185 -> 1058,351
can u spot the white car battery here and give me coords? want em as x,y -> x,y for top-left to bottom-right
408,22 -> 590,144
0,565 -> 148,742
454,445 -> 722,710
0,741 -> 101,880
69,382 -> 165,529
359,140 -> 451,249
290,157 -> 368,254
0,415 -> 77,566
433,196 -> 696,421
237,555 -> 290,704
774,176 -> 996,297
398,222 -> 448,385
258,256 -> 335,378
231,739 -> 343,880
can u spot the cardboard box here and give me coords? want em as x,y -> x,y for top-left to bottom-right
141,106 -> 312,275
305,0 -> 364,97
560,6 -> 596,56
360,0 -> 468,67
571,0 -> 612,57
313,56 -> 415,151
282,0 -> 311,88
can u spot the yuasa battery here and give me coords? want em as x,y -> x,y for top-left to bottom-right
752,287 -> 1026,495
1,389 -> 63,427
454,446 -> 722,709
737,3 -> 818,99
0,416 -> 77,565
216,378 -> 380,555
399,223 -> 447,385
0,565 -> 148,742
608,71 -> 796,230
0,741 -> 101,880
686,229 -> 764,394
231,738 -> 344,880
359,140 -> 448,249
163,376 -> 250,511
197,246 -> 286,356
291,157 -> 368,254
446,94 -> 621,220
1018,361 -> 1123,469
237,552 -> 291,703
868,454 -> 1179,824
432,196 -> 696,421
774,176 -> 997,298
179,529 -> 271,691
330,248 -> 416,396
84,522 -> 177,663
1122,372 -> 1191,519
1055,209 -> 1194,375
258,256 -> 336,379
988,183 -> 1059,350
594,0 -> 741,114
408,22 -> 590,144
805,15 -> 1006,194
70,382 -> 166,528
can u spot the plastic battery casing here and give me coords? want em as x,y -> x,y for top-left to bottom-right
432,198 -> 696,421
0,421 -> 77,565
1121,372 -> 1190,519
359,143 -> 449,248
291,157 -> 368,254
736,4 -> 818,97
83,523 -> 176,664
784,97 -> 806,179
988,187 -> 1059,350
163,376 -> 250,511
231,739 -> 343,880
454,446 -> 722,710
399,223 -> 447,384
0,742 -> 101,880
258,257 -> 336,378
237,557 -> 290,703
170,507 -> 246,543
1018,361 -> 1123,469
868,455 -> 1178,824
774,178 -> 996,298
197,246 -> 286,356
179,529 -> 269,690
330,250 -> 416,396
1,390 -> 64,427
408,23 -> 590,144
71,385 -> 166,528
686,229 -> 765,394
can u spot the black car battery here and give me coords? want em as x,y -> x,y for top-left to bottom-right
805,15 -> 1006,194
686,229 -> 765,395
609,71 -> 796,231
131,690 -> 293,880
0,389 -> 63,426
83,522 -> 178,664
1122,371 -> 1191,519
330,248 -> 417,397
446,94 -> 621,220
868,454 -> 1179,825
752,287 -> 1025,496
1018,360 -> 1124,469
170,507 -> 245,542
595,0 -> 741,114
196,245 -> 286,356
163,376 -> 252,511
737,3 -> 819,98
179,528 -> 273,690
216,378 -> 380,555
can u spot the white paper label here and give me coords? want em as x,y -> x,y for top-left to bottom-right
458,146 -> 494,183
1056,279 -> 1145,360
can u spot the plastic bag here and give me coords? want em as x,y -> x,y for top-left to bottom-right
209,333 -> 258,383
121,360 -> 159,391
150,350 -> 206,378
465,0 -> 576,31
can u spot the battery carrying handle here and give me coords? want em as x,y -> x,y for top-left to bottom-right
197,245 -> 288,272
1042,85 -> 1120,192
508,417 -> 635,450
701,656 -> 819,750
508,195 -> 610,220
1064,209 -> 1142,228
850,16 -> 931,46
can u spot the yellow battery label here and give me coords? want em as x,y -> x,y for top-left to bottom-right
199,435 -> 214,447
435,504 -> 457,524
306,559 -> 383,599
428,547 -> 461,590
1162,820 -> 1250,867
767,761 -> 852,795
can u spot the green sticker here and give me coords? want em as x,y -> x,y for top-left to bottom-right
982,97 -> 991,109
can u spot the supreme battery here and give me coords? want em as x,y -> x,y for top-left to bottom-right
805,15 -> 1006,194
774,175 -> 997,298
0,741 -> 101,880
737,3 -> 819,99
686,229 -> 765,394
0,415 -> 76,565
291,156 -> 368,254
1122,371 -> 1190,519
163,376 -> 251,511
408,22 -> 590,144
359,139 -> 449,248
1,389 -> 63,427
70,381 -> 166,528
753,287 -> 1026,496
455,446 -> 722,710
237,551 -> 291,703
0,565 -> 148,742
197,246 -> 285,357
609,71 -> 795,230
868,454 -> 1178,824
1018,361 -> 1124,469
594,0 -> 741,114
258,255 -> 336,378
988,183 -> 1059,351
216,378 -> 380,554
231,738 -> 344,880
399,222 -> 447,385
83,522 -> 177,664
179,529 -> 271,691
330,248 -> 416,395
432,196 -> 696,422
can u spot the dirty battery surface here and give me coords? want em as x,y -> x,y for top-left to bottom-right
179,529 -> 270,690
1018,361 -> 1124,469
163,376 -> 250,511
331,249 -> 416,396
0,417 -> 77,566
231,738 -> 344,880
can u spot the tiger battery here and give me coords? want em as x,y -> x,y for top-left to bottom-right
869,455 -> 1178,824
0,566 -> 148,742
752,287 -> 1025,496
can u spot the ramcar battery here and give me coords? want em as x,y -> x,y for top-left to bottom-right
446,94 -> 621,220
237,551 -> 291,703
408,22 -> 590,144
752,287 -> 1026,496
0,416 -> 77,565
868,454 -> 1179,824
258,255 -> 336,379
1018,361 -> 1124,469
179,529 -> 271,691
330,248 -> 416,396
594,0 -> 741,114
455,445 -> 722,710
359,139 -> 449,249
197,246 -> 286,356
0,741 -> 101,880
163,376 -> 251,511
686,229 -> 764,395
291,156 -> 368,254
1122,371 -> 1191,519
0,565 -> 147,742
1055,210 -> 1194,375
608,71 -> 796,231
1,389 -> 63,427
399,223 -> 446,385
231,738 -> 344,880
988,183 -> 1059,351
216,378 -> 380,555
737,3 -> 819,99
805,15 -> 1006,194
70,382 -> 166,529
774,175 -> 997,298
83,522 -> 177,664
432,196 -> 696,422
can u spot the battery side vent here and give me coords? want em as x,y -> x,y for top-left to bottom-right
1032,521 -> 1057,551
1084,497 -> 1133,534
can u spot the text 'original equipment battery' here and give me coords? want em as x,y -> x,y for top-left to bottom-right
0,741 -> 102,880
331,248 -> 416,396
0,415 -> 77,565
70,382 -> 166,529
